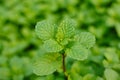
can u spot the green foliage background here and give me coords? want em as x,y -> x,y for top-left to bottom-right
0,0 -> 120,80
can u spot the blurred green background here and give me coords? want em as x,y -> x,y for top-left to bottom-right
0,0 -> 120,80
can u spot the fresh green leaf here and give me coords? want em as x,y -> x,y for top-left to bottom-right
104,68 -> 119,80
35,20 -> 56,40
33,53 -> 62,76
22,57 -> 33,76
69,70 -> 83,80
115,23 -> 120,37
42,39 -> 63,53
104,48 -> 119,63
60,38 -> 69,46
34,74 -> 54,80
10,56 -> 24,74
56,18 -> 76,42
83,74 -> 96,80
0,67 -> 11,80
96,77 -> 104,80
66,45 -> 90,60
112,64 -> 120,71
0,56 -> 7,66
74,32 -> 95,49
13,75 -> 24,80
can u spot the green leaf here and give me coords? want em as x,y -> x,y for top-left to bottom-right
104,48 -> 119,63
0,56 -> 7,66
0,67 -> 11,80
22,57 -> 33,76
35,20 -> 56,40
96,77 -> 104,80
115,23 -> 120,37
66,45 -> 90,60
13,75 -> 24,80
10,56 -> 24,74
60,38 -> 69,46
56,18 -> 76,42
33,53 -> 62,76
104,68 -> 119,80
74,32 -> 95,49
35,74 -> 54,80
83,74 -> 96,80
69,70 -> 83,80
42,39 -> 63,53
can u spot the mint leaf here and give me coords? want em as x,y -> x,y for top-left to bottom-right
34,18 -> 96,76
56,18 -> 76,42
35,20 -> 56,40
13,75 -> 24,80
33,53 -> 62,76
104,48 -> 119,63
10,56 -> 24,74
83,74 -> 96,80
115,23 -> 120,37
74,32 -> 95,49
60,38 -> 69,46
104,68 -> 119,80
42,39 -> 63,53
0,67 -> 10,80
66,45 -> 90,60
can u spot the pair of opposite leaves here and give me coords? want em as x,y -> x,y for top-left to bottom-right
33,18 -> 96,76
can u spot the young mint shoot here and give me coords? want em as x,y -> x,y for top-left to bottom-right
33,18 -> 96,79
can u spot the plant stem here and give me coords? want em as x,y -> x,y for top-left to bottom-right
62,53 -> 68,80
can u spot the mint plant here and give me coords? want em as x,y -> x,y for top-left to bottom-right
33,18 -> 95,79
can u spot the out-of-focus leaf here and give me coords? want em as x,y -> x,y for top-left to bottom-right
13,75 -> 24,80
104,68 -> 119,80
10,56 -> 24,74
0,56 -> 7,66
0,43 -> 3,53
115,23 -> 120,37
69,73 -> 83,80
104,48 -> 119,63
0,67 -> 11,80
83,74 -> 96,80
112,64 -> 120,71
96,76 -> 103,80
22,57 -> 33,76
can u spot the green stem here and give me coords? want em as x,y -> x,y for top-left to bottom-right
62,53 -> 68,80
